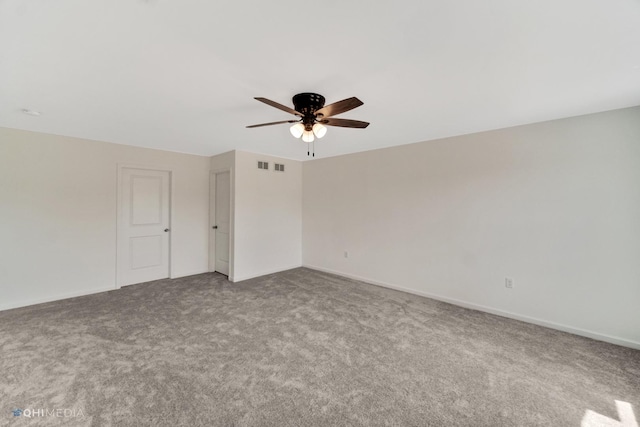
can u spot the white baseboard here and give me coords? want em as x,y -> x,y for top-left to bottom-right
4,270 -> 212,311
303,264 -> 640,351
233,264 -> 303,283
170,269 -> 209,280
0,286 -> 115,312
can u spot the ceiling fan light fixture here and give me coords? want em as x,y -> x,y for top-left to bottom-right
302,130 -> 315,143
290,123 -> 305,138
312,123 -> 327,138
248,94 -> 369,156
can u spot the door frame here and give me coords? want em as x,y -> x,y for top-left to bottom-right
209,168 -> 234,281
116,163 -> 174,289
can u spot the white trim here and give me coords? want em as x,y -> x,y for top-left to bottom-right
116,163 -> 174,288
232,264 -> 303,283
0,269 -> 210,313
0,287 -> 114,312
303,264 -> 640,351
171,269 -> 210,279
209,167 -> 234,278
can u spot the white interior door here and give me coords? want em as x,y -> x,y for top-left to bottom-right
210,171 -> 230,276
118,167 -> 170,286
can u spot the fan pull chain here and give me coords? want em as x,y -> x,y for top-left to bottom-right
312,140 -> 315,157
307,141 -> 310,157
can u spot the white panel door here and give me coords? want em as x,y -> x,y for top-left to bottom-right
210,171 -> 230,276
118,168 -> 170,286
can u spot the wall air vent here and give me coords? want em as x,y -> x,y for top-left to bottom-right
274,163 -> 285,172
257,161 -> 269,170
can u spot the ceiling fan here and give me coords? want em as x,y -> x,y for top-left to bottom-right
247,93 -> 369,156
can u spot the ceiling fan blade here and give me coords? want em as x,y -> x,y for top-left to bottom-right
314,97 -> 363,118
320,118 -> 370,128
246,120 -> 299,128
254,97 -> 302,117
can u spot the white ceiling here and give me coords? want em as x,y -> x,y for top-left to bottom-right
2,0 -> 640,160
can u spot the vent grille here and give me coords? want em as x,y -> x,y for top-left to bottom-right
257,161 -> 269,170
274,163 -> 285,172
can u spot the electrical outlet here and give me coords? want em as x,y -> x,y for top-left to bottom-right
505,277 -> 513,289
344,251 -> 349,259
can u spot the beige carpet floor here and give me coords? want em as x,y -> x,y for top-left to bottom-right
1,268 -> 638,426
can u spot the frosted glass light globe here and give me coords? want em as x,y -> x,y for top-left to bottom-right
312,123 -> 327,138
302,130 -> 315,143
290,123 -> 305,138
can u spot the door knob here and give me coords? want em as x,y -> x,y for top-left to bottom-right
212,225 -> 218,229
164,228 -> 170,232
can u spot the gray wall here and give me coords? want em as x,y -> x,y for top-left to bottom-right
0,127 -> 211,310
303,106 -> 640,348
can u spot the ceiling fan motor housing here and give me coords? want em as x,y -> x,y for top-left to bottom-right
293,93 -> 326,130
